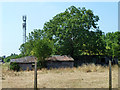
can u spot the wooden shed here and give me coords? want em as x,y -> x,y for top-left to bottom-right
10,56 -> 36,70
45,55 -> 74,69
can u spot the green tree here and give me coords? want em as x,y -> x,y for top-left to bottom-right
31,38 -> 54,68
114,32 -> 120,59
31,38 -> 54,60
104,31 -> 120,58
43,6 -> 105,58
19,29 -> 44,56
19,29 -> 54,68
117,31 -> 120,63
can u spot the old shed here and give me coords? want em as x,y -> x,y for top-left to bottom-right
45,55 -> 74,69
10,56 -> 35,70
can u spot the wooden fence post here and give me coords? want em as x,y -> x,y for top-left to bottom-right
34,58 -> 37,90
118,60 -> 120,89
109,60 -> 112,90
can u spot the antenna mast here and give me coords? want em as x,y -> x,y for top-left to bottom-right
22,15 -> 27,44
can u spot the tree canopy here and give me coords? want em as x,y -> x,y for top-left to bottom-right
19,29 -> 54,60
43,6 -> 105,58
103,31 -> 120,58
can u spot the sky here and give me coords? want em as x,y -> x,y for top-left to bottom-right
0,2 -> 118,57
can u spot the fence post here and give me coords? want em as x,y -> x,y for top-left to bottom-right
109,60 -> 112,90
34,58 -> 37,90
118,60 -> 120,89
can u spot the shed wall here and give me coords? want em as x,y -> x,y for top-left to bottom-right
46,61 -> 74,69
18,63 -> 33,70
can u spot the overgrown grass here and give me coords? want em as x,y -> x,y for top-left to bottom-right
2,63 -> 10,70
2,63 -> 118,88
37,63 -> 118,74
2,63 -> 118,72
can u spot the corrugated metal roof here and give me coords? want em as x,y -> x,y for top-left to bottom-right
45,55 -> 74,61
10,56 -> 36,63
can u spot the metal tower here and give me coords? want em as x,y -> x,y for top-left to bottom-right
22,15 -> 27,44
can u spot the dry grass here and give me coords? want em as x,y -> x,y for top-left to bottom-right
2,63 -> 118,88
0,64 -> 2,90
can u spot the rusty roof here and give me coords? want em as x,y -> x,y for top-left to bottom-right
45,55 -> 74,61
10,55 -> 74,63
10,56 -> 36,63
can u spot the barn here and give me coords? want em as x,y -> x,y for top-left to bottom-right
10,56 -> 36,70
45,55 -> 74,69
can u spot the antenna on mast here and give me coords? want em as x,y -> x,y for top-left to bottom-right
22,15 -> 27,44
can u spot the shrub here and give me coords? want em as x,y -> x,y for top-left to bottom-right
37,60 -> 47,69
4,58 -> 10,63
10,62 -> 20,71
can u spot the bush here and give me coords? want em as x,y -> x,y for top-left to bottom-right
10,62 -> 20,71
37,60 -> 47,69
4,58 -> 10,63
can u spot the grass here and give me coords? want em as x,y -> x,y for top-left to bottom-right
1,63 -> 118,88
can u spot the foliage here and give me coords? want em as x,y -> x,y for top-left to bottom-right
115,31 -> 120,60
0,56 -> 5,62
19,29 -> 54,68
19,29 -> 54,57
43,6 -> 105,58
10,62 -> 20,71
4,53 -> 22,63
37,60 -> 47,69
103,31 -> 120,58
31,38 -> 54,60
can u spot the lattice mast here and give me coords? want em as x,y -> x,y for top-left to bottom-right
22,15 -> 27,44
